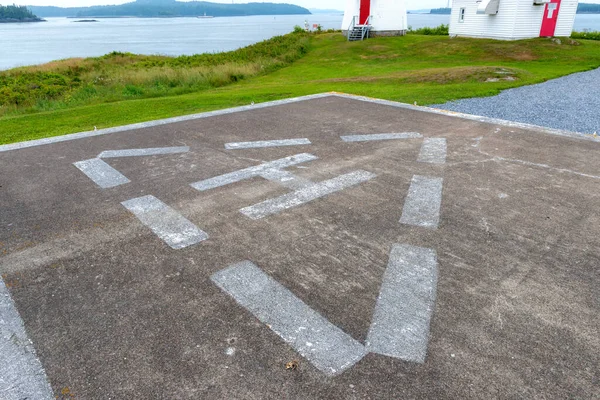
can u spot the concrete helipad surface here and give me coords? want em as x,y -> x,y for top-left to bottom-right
1,94 -> 599,399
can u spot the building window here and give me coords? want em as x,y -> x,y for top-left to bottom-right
459,7 -> 466,23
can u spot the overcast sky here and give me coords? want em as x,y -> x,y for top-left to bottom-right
13,0 -> 600,10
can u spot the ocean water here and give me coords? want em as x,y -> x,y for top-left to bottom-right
1,13 -> 600,71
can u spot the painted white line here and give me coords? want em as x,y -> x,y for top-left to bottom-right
240,170 -> 376,220
98,146 -> 189,158
0,278 -> 54,399
211,261 -> 367,376
340,133 -> 423,142
418,138 -> 447,164
366,244 -> 438,363
73,158 -> 130,189
400,175 -> 443,229
121,195 -> 208,249
224,139 -> 311,150
190,153 -> 317,192
259,168 -> 312,190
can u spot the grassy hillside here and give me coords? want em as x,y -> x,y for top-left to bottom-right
2,32 -> 600,144
0,32 -> 309,116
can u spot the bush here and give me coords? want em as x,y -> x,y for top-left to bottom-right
123,85 -> 144,97
407,24 -> 449,36
572,30 -> 600,41
293,25 -> 305,34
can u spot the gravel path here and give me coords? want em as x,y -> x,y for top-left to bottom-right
435,67 -> 600,134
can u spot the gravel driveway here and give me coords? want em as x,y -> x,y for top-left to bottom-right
435,67 -> 600,134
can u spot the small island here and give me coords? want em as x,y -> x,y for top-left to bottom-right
0,4 -> 45,23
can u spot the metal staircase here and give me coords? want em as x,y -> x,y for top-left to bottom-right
347,16 -> 372,41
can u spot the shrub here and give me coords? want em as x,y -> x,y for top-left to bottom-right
407,24 -> 449,36
123,85 -> 144,97
571,30 -> 600,41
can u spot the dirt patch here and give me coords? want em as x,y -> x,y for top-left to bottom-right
367,45 -> 390,52
312,66 -> 524,85
359,53 -> 400,60
508,52 -> 537,61
11,58 -> 89,74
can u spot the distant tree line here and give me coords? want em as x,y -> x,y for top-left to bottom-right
0,4 -> 39,20
578,3 -> 600,13
429,8 -> 451,15
426,4 -> 600,14
30,0 -> 310,18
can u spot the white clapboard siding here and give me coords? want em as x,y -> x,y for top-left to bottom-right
512,1 -> 545,39
342,0 -> 407,33
450,0 -> 518,40
450,0 -> 578,40
555,0 -> 579,36
341,0 -> 358,31
370,0 -> 408,32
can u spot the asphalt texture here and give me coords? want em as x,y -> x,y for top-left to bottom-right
0,95 -> 599,399
436,67 -> 600,135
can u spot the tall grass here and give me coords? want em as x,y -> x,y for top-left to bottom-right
0,31 -> 309,116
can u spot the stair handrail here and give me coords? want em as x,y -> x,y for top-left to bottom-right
361,15 -> 372,40
347,15 -> 357,40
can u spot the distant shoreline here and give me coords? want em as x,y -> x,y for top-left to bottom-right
65,15 -> 213,19
61,14 -> 310,19
29,1 -> 310,19
0,18 -> 45,23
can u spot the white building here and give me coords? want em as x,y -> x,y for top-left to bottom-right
342,0 -> 408,37
449,0 -> 579,40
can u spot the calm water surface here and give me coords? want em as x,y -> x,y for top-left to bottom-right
1,13 -> 599,71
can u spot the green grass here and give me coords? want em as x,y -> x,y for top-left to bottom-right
2,33 -> 600,145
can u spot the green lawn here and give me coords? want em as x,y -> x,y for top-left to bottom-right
2,33 -> 600,145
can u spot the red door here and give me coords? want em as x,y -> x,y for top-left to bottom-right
540,0 -> 561,37
359,0 -> 371,25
